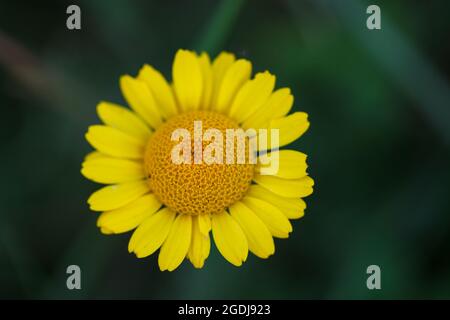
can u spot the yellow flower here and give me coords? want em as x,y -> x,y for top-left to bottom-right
81,49 -> 314,271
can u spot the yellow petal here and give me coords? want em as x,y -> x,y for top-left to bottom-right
198,52 -> 213,109
242,196 -> 292,238
254,175 -> 314,198
81,157 -> 145,184
242,88 -> 293,129
100,226 -> 114,234
97,194 -> 162,234
258,150 -> 308,179
229,202 -> 274,259
85,125 -> 145,159
247,185 -> 306,219
172,49 -> 203,111
96,101 -> 151,141
128,208 -> 176,258
84,151 -> 109,161
188,216 -> 211,268
120,75 -> 163,128
229,71 -> 275,123
197,214 -> 211,236
211,52 -> 235,108
214,59 -> 252,113
158,214 -> 192,271
87,180 -> 150,211
137,65 -> 178,119
211,211 -> 248,266
258,112 -> 309,151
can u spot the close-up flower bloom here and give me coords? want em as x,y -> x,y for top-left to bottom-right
4,0 -> 448,302
81,49 -> 314,271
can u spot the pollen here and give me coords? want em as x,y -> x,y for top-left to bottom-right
144,111 -> 255,216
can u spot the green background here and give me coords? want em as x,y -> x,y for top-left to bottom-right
1,0 -> 449,299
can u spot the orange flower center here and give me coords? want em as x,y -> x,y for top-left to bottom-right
144,111 -> 254,216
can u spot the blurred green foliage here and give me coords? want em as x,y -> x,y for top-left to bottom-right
0,0 -> 449,299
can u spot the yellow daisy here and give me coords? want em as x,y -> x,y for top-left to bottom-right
81,49 -> 314,271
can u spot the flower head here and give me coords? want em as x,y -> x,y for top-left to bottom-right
81,49 -> 313,271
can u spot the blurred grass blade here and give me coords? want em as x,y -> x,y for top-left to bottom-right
195,0 -> 246,54
0,29 -> 94,122
288,0 -> 450,144
0,29 -> 57,102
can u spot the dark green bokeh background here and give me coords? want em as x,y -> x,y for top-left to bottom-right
1,0 -> 449,299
